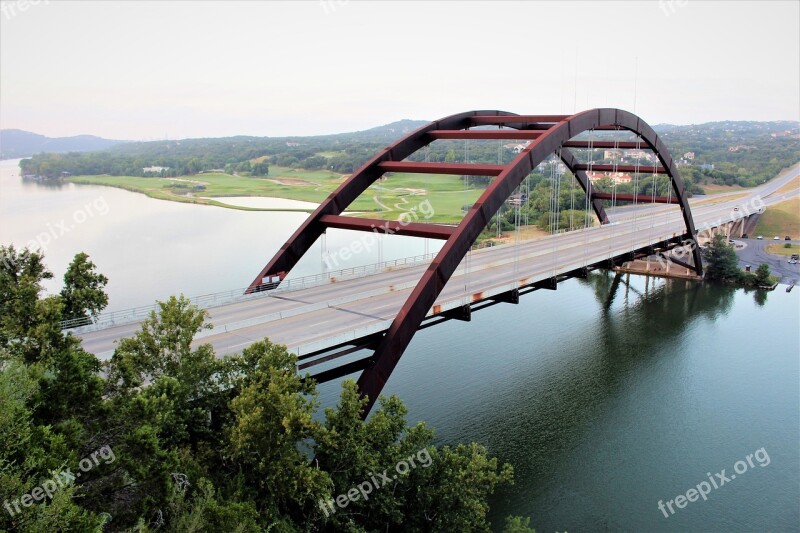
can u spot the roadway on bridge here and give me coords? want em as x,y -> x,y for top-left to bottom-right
78,165 -> 800,361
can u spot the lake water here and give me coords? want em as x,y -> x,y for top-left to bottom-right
1,158 -> 797,531
0,159 -> 437,310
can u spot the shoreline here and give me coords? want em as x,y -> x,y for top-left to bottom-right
67,176 -> 318,213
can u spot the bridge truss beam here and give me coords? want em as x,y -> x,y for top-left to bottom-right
248,108 -> 703,416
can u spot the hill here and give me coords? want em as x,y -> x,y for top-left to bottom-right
14,119 -> 799,191
0,129 -> 126,160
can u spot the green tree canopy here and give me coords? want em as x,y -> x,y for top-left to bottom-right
702,234 -> 742,282
60,252 -> 109,322
1,247 -> 533,532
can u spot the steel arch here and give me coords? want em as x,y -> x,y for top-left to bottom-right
248,108 -> 703,416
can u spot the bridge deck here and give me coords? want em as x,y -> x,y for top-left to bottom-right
77,167 -> 799,370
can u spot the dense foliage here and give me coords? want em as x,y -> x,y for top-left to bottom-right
18,121 -> 798,195
702,234 -> 776,287
657,121 -> 800,188
0,246 -> 534,532
19,121 -> 428,179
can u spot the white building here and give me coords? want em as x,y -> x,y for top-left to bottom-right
587,171 -> 633,185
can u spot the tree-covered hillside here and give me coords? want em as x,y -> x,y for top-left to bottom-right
17,120 -> 800,193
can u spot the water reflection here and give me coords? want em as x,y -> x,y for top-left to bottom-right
364,272 -> 797,531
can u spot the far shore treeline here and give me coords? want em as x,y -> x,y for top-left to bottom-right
15,120 -> 800,192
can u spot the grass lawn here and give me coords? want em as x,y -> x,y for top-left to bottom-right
754,197 -> 800,239
775,173 -> 800,195
700,183 -> 745,194
691,192 -> 750,207
766,243 -> 800,257
68,167 -> 486,223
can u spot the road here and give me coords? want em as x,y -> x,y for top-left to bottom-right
734,238 -> 800,282
76,164 -> 800,363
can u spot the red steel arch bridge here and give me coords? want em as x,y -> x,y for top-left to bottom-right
247,108 -> 704,416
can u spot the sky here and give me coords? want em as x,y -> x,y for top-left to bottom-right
1,0 -> 798,140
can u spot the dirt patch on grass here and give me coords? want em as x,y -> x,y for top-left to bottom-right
168,178 -> 208,186
396,187 -> 427,196
489,226 -> 551,243
700,183 -> 745,194
268,178 -> 318,186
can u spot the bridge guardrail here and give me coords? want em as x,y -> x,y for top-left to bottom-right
62,252 -> 438,332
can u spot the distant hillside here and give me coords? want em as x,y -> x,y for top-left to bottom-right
341,119 -> 429,141
16,119 -> 799,191
0,129 -> 126,160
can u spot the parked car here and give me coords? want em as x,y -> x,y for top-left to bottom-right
786,236 -> 792,240
757,235 -> 763,240
774,236 -> 780,240
742,234 -> 748,238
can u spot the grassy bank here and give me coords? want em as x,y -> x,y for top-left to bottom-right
754,197 -> 800,238
775,173 -> 800,195
766,243 -> 800,257
68,167 -> 484,223
67,175 -> 315,212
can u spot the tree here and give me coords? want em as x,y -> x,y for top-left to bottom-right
755,263 -> 772,286
702,234 -> 741,282
251,160 -> 269,176
60,252 -> 109,323
0,248 -> 106,531
0,245 -> 53,349
3,248 -> 527,532
503,515 -> 537,532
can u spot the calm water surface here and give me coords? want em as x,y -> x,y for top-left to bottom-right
0,159 -> 435,310
1,158 -> 798,531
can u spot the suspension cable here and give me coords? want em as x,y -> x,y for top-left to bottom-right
583,131 -> 594,268
609,132 -> 619,259
425,144 -> 431,257
496,133 -> 501,239
464,137 -> 471,293
649,151 -> 658,247
630,136 -> 641,253
570,155 -> 576,232
551,151 -> 563,277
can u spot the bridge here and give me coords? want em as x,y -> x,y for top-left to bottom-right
76,109 -> 800,415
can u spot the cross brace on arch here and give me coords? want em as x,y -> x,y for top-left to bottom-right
247,108 -> 703,416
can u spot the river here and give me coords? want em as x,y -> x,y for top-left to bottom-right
1,158 -> 797,531
0,159 -> 436,310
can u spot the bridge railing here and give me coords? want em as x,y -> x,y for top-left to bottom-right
62,252 -> 439,332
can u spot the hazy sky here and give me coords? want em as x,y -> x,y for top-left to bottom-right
1,1 -> 798,140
